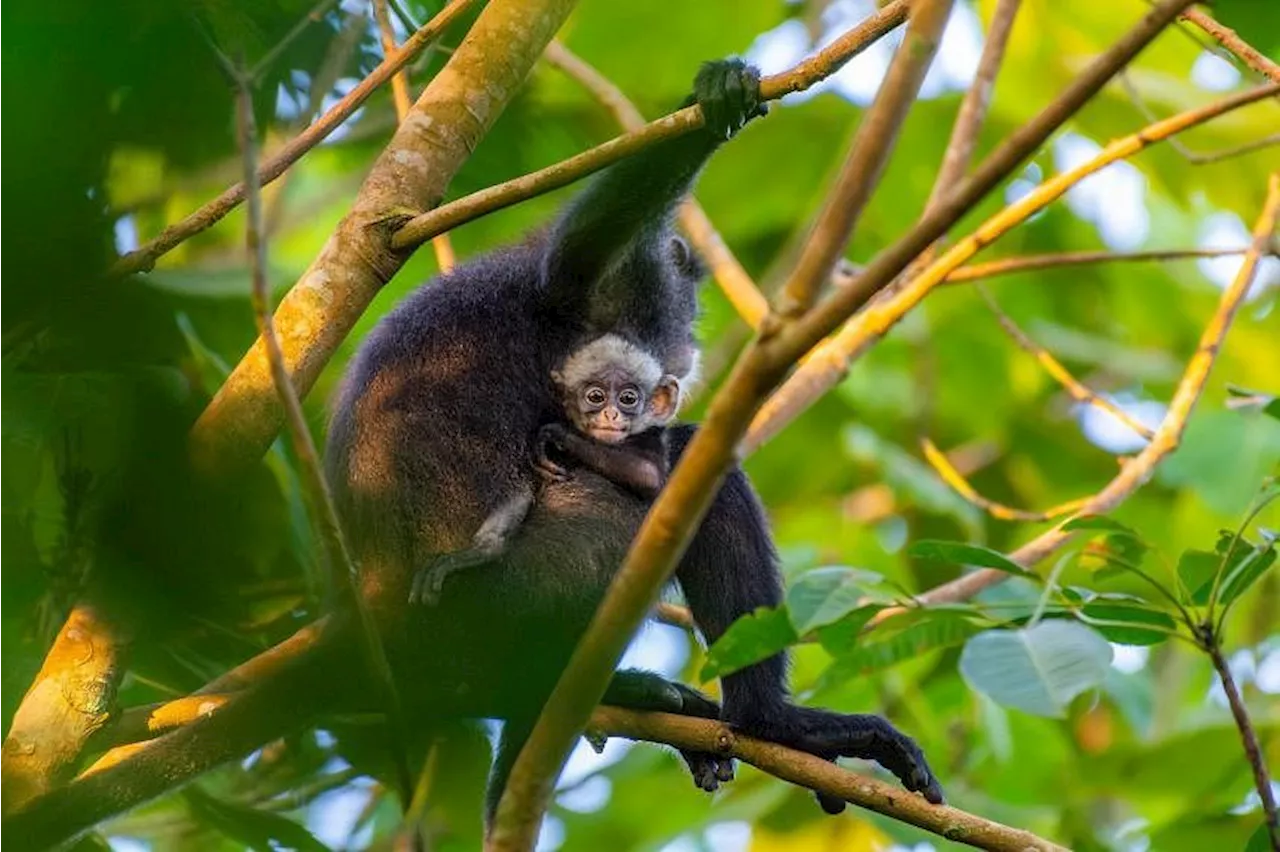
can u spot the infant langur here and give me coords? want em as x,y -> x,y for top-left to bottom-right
409,334 -> 682,605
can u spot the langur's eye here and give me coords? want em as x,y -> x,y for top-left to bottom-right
585,387 -> 607,406
618,388 -> 640,410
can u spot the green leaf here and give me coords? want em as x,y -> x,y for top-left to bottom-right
700,607 -> 797,681
1245,822 -> 1274,852
1081,600 -> 1178,645
784,566 -> 886,636
185,787 -> 329,852
959,621 -> 1113,717
824,609 -> 981,681
908,540 -> 1037,578
1176,550 -> 1220,605
1218,542 -> 1276,610
813,604 -> 888,656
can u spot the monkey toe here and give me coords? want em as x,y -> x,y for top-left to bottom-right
816,792 -> 846,814
682,751 -> 726,792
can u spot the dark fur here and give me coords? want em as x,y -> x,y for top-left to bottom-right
326,58 -> 940,822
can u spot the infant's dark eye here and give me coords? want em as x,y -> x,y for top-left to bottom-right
585,387 -> 607,406
618,389 -> 640,408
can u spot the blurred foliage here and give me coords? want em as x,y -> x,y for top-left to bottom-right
3,0 -> 1279,849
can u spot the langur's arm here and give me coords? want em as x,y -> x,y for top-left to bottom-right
540,60 -> 765,313
536,423 -> 665,498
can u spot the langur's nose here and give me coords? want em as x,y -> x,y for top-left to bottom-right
604,408 -> 620,422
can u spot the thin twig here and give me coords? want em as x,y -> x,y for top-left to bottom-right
944,246 -> 1255,282
778,0 -> 955,315
590,707 -> 1069,852
926,0 -> 1021,215
1120,72 -> 1280,165
251,0 -> 342,80
745,79 -> 1277,455
920,437 -> 1088,522
1181,8 -> 1280,84
901,170 -> 1280,613
543,40 -> 768,328
109,0 -> 478,278
1206,636 -> 1280,850
373,0 -> 457,271
390,0 -> 912,251
233,70 -> 413,803
979,285 -> 1157,440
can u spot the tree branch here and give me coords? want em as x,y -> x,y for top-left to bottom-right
944,246 -> 1254,282
188,0 -> 580,477
108,0 -> 479,279
777,0 -> 955,315
903,169 -> 1280,611
389,0 -> 911,252
1119,72 -> 1280,165
745,78 -> 1276,454
589,707 -> 1069,852
373,0 -> 457,272
542,40 -> 768,328
1205,634 -> 1280,850
925,0 -> 1021,216
232,66 -> 413,801
978,285 -> 1157,440
920,437 -> 1088,523
1181,8 -> 1280,84
0,603 -> 130,815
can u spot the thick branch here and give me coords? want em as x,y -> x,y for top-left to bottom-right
543,41 -> 769,328
189,0 -> 580,476
745,78 -> 1276,454
390,0 -> 911,251
374,0 -> 457,271
1,604 -> 130,815
590,707 -> 1068,852
108,0 -> 478,278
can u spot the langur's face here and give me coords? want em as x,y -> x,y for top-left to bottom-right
572,368 -> 645,443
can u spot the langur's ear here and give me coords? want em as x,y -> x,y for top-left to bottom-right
649,375 -> 682,423
550,370 -> 565,388
670,236 -> 705,281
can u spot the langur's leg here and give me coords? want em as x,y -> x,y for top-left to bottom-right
409,488 -> 533,605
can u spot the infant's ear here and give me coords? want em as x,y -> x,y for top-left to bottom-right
650,375 -> 682,423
